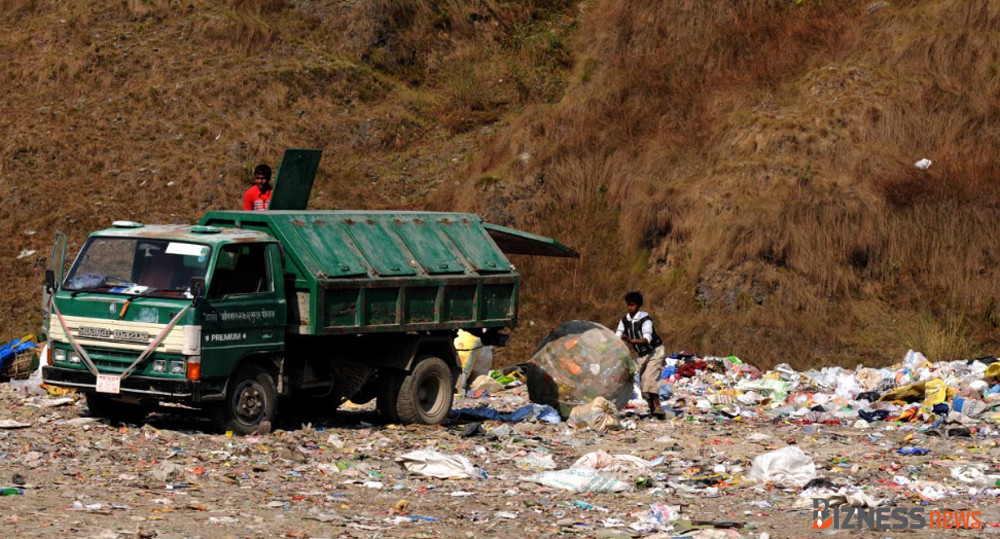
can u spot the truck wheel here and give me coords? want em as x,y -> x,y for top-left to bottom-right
85,393 -> 147,425
394,356 -> 453,425
213,364 -> 277,435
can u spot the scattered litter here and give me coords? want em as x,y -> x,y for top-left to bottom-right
572,450 -> 662,473
515,452 -> 557,469
629,503 -> 681,533
0,343 -> 997,536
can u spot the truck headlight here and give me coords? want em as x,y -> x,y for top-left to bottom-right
169,360 -> 185,374
54,349 -> 66,363
68,352 -> 81,364
152,360 -> 166,373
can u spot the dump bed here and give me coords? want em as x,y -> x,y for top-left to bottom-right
199,210 -> 572,336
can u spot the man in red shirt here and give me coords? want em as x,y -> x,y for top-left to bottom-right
243,164 -> 272,210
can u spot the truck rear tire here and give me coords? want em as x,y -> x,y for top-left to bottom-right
85,393 -> 147,425
212,364 -> 277,435
393,356 -> 453,425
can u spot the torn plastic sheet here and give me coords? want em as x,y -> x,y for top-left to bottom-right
396,450 -> 487,480
520,467 -> 631,493
450,403 -> 561,423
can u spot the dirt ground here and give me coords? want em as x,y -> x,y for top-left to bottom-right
1,381 -> 998,539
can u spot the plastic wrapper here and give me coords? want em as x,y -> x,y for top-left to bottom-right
520,467 -> 631,493
396,450 -> 487,479
747,446 -> 816,487
526,321 -> 634,419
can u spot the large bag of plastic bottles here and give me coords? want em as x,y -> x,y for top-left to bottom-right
526,321 -> 634,419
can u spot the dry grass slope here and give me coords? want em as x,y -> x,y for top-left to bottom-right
438,0 -> 1000,368
2,0 -> 999,371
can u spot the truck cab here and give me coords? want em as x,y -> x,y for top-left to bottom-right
43,221 -> 287,432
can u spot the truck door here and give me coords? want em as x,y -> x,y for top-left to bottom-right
42,231 -> 68,337
201,243 -> 286,379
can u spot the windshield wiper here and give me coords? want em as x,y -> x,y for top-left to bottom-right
130,287 -> 162,299
70,286 -> 109,297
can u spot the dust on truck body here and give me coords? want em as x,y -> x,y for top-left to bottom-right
41,150 -> 577,434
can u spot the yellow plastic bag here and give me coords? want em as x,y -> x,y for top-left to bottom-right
922,378 -> 954,407
878,379 -> 955,406
454,330 -> 492,392
984,362 -> 1000,382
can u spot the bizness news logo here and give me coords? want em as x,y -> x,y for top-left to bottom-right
811,499 -> 982,530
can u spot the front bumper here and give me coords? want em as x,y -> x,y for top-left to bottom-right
42,366 -> 224,402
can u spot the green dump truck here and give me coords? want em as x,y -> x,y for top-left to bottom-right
41,149 -> 576,434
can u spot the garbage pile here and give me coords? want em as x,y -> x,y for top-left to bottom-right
1,332 -> 999,537
647,349 -> 1000,430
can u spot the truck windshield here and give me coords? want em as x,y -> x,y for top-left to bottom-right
63,237 -> 211,297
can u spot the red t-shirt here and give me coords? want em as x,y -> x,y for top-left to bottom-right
243,185 -> 272,210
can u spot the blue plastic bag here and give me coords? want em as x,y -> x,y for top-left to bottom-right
0,338 -> 38,369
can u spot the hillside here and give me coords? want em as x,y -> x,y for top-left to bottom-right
3,0 -> 999,369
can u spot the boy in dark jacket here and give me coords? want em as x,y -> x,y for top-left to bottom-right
615,291 -> 666,419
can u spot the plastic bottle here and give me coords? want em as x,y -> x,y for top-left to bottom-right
0,488 -> 24,496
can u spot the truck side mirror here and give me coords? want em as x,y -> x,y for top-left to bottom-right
45,269 -> 56,293
190,277 -> 206,307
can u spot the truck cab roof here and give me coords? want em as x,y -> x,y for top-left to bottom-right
91,222 -> 274,247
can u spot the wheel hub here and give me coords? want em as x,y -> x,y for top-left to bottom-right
235,383 -> 263,422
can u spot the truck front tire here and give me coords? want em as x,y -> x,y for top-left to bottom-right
212,363 -> 277,435
393,356 -> 453,425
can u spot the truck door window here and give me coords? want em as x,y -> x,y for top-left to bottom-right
209,244 -> 271,298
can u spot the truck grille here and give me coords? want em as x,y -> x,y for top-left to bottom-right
82,347 -> 175,372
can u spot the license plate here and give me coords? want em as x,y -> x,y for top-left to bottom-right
96,374 -> 121,394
